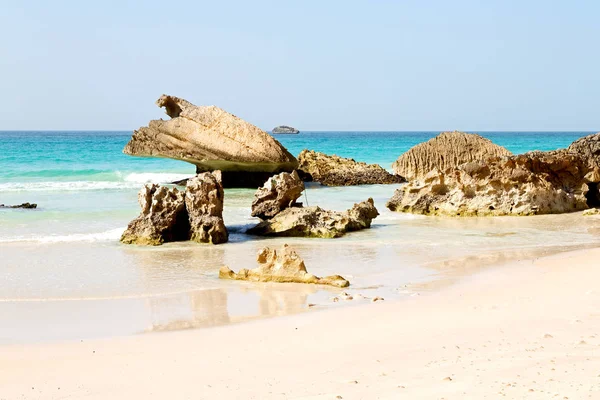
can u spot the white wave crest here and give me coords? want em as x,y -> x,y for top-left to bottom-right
0,228 -> 124,244
124,172 -> 191,184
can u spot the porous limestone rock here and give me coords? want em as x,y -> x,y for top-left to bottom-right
247,198 -> 379,238
219,244 -> 349,287
120,184 -> 189,245
387,151 -> 592,216
392,131 -> 512,181
251,170 -> 305,220
298,150 -> 404,186
186,172 -> 228,244
583,208 -> 600,216
272,125 -> 300,134
568,132 -> 600,169
124,95 -> 298,187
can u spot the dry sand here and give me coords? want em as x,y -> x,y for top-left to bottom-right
1,248 -> 599,399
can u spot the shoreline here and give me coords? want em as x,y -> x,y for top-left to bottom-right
2,246 -> 599,398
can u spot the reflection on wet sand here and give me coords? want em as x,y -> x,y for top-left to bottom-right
145,283 -> 325,333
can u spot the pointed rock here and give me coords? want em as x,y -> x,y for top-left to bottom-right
251,171 -> 305,220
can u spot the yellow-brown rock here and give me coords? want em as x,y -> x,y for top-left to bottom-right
123,95 -> 298,187
387,151 -> 592,216
392,131 -> 512,181
219,244 -> 349,288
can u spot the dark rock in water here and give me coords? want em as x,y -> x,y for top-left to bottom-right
186,172 -> 228,244
298,150 -> 404,186
272,125 -> 300,134
247,198 -> 379,238
251,171 -> 305,220
0,202 -> 37,209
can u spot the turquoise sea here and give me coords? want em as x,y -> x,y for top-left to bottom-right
2,130 -> 600,343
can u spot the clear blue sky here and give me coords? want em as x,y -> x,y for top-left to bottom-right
1,0 -> 598,131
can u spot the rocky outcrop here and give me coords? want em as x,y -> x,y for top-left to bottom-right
251,171 -> 304,219
392,131 -> 512,181
219,244 -> 349,287
247,198 -> 379,238
120,184 -> 190,245
387,151 -> 595,216
272,126 -> 299,134
298,150 -> 404,186
186,172 -> 228,244
0,203 -> 37,209
568,132 -> 600,169
121,171 -> 228,245
124,95 -> 298,187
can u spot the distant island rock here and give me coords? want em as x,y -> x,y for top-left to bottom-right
272,126 -> 300,134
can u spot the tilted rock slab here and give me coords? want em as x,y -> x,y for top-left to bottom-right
186,172 -> 228,244
219,244 -> 349,288
392,131 -> 512,181
251,170 -> 305,220
247,198 -> 379,238
123,95 -> 298,182
120,184 -> 190,245
387,151 -> 593,216
298,150 -> 404,186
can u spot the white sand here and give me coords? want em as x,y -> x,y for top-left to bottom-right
1,248 -> 599,399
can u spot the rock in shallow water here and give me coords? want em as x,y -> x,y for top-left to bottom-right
247,198 -> 379,238
298,150 -> 404,186
392,131 -> 512,181
186,172 -> 228,244
121,171 -> 228,245
0,202 -> 37,209
120,184 -> 190,245
251,170 -> 305,220
387,151 -> 592,216
219,244 -> 349,287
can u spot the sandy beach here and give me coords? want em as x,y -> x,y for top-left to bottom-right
2,247 -> 599,399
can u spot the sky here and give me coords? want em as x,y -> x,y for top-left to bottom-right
0,0 -> 599,131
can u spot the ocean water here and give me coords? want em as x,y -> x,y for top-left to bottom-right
2,130 -> 600,343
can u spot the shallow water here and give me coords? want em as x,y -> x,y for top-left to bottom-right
1,131 -> 599,343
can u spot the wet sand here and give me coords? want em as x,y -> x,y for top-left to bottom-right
1,247 -> 599,399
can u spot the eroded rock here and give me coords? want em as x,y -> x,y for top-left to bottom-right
186,172 -> 228,244
392,131 -> 512,181
387,151 -> 592,216
251,171 -> 305,220
124,95 -> 298,187
298,150 -> 404,186
219,244 -> 349,287
120,184 -> 189,245
568,132 -> 600,169
247,198 -> 379,238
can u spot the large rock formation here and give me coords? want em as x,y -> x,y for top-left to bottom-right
120,184 -> 190,245
247,198 -> 379,238
186,172 -> 228,244
123,95 -> 298,187
568,132 -> 600,169
121,171 -> 228,245
251,171 -> 305,220
392,131 -> 512,181
298,150 -> 404,186
272,125 -> 299,134
387,151 -> 595,216
219,244 -> 349,287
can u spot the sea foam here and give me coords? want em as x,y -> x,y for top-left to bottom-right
0,228 -> 125,243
